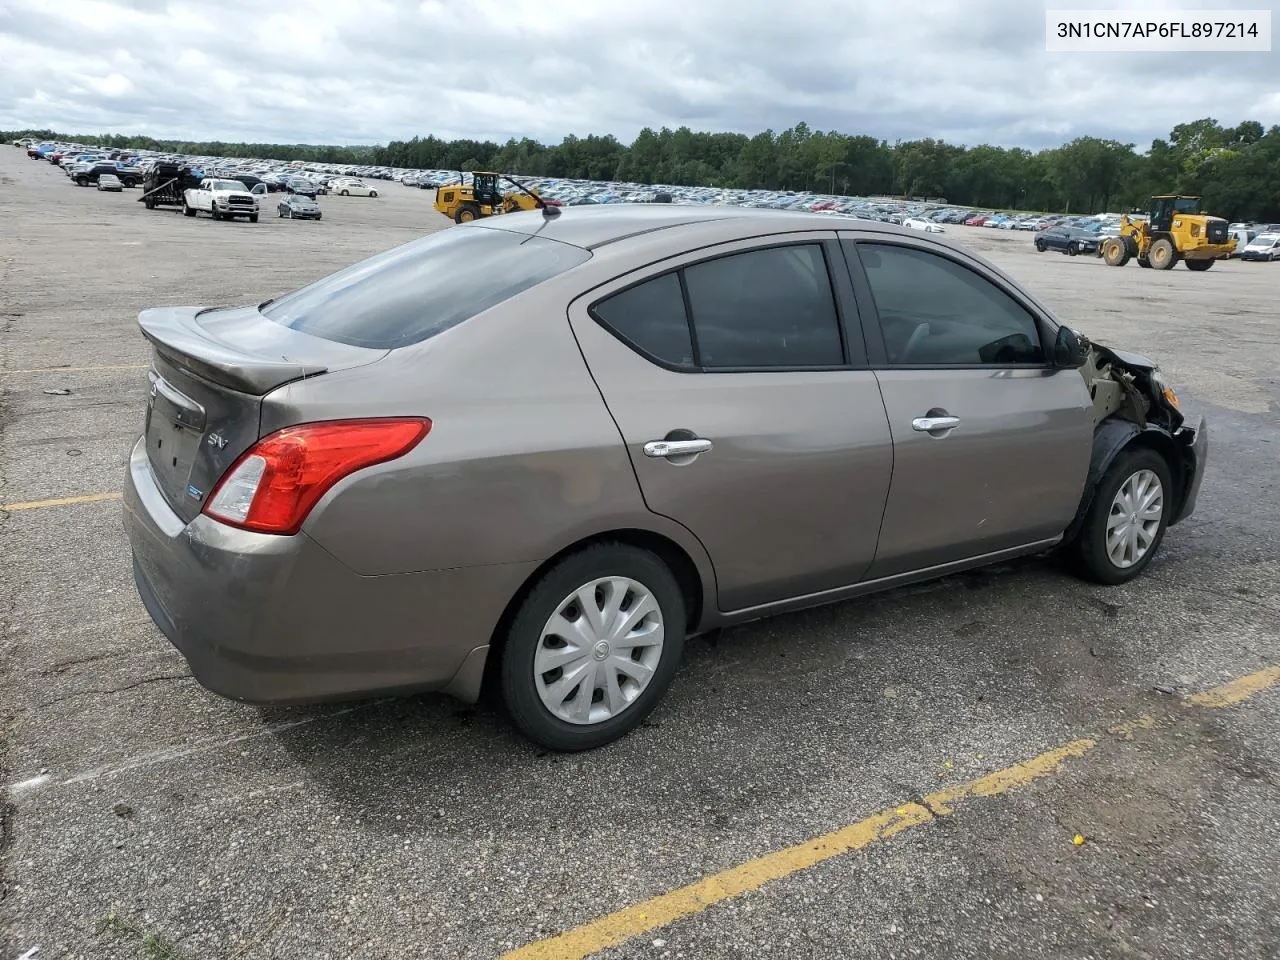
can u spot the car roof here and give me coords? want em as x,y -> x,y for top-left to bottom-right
468,204 -> 884,251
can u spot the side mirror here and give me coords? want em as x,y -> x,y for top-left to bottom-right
1053,325 -> 1087,369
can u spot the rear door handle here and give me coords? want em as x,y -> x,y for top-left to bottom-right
643,438 -> 713,458
911,416 -> 960,433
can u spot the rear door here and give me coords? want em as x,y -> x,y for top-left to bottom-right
568,233 -> 894,612
839,234 -> 1093,578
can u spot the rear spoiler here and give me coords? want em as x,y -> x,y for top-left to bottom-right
139,306 -> 328,395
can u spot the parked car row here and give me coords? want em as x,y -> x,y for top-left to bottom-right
13,139 -> 1271,262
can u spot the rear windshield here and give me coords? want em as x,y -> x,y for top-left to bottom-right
262,227 -> 591,348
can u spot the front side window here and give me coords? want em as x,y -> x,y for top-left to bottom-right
857,243 -> 1045,366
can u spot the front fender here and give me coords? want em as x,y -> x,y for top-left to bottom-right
1063,416 -> 1206,541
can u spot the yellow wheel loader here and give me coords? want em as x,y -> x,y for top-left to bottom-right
1100,196 -> 1236,271
433,172 -> 545,224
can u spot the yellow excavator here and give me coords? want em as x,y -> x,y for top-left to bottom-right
1100,195 -> 1236,271
433,171 -> 546,223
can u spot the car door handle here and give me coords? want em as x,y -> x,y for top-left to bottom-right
911,416 -> 961,433
643,439 -> 713,458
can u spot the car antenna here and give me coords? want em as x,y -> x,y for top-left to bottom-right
504,174 -> 560,218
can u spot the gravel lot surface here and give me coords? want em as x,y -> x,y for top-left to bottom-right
2,146 -> 1278,960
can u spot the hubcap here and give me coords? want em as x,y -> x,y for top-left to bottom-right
534,577 -> 664,726
1106,469 -> 1164,568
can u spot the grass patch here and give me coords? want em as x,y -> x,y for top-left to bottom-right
98,913 -> 192,960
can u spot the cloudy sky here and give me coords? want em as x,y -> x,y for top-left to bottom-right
1,0 -> 1276,150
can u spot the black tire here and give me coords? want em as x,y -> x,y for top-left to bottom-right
249,213 -> 258,223
1069,447 -> 1173,586
500,543 -> 686,751
369,190 -> 377,198
182,201 -> 196,217
340,189 -> 349,196
1034,239 -> 1045,252
1148,238 -> 1177,270
145,194 -> 156,210
1067,242 -> 1079,256
1184,259 -> 1213,271
1138,257 -> 1152,268
454,202 -> 481,224
315,213 -> 321,220
1102,238 -> 1129,266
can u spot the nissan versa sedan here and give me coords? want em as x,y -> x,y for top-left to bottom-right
123,206 -> 1207,751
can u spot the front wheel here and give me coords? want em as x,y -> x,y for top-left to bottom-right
1184,259 -> 1213,271
340,189 -> 349,196
1069,447 -> 1173,585
1102,238 -> 1129,266
500,544 -> 686,751
249,213 -> 258,223
182,202 -> 196,217
1067,242 -> 1079,256
1034,239 -> 1045,252
369,190 -> 377,198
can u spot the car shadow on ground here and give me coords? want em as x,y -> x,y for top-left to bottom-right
254,552 -> 1144,832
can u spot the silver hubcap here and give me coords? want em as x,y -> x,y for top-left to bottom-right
534,577 -> 664,725
1107,469 -> 1163,568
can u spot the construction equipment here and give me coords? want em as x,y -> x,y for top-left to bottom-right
433,172 -> 545,223
1100,196 -> 1236,271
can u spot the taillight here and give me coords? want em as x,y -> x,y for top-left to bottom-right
203,418 -> 430,535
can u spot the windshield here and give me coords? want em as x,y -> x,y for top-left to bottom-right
262,227 -> 591,349
210,179 -> 245,191
1173,197 -> 1201,214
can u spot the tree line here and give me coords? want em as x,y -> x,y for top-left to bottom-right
6,117 -> 1277,220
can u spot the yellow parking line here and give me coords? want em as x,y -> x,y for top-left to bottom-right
0,364 -> 148,375
1,491 -> 122,511
1184,665 -> 1280,708
501,665 -> 1280,960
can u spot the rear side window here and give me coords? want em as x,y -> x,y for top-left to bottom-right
683,245 -> 843,368
262,227 -> 590,349
591,273 -> 695,369
591,243 -> 845,371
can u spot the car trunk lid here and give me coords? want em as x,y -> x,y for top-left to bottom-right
139,305 -> 387,523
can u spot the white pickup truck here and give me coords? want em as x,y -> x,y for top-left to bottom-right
182,178 -> 261,222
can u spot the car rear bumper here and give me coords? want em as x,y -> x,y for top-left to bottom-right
122,436 -> 535,705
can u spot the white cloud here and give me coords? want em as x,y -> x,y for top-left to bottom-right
0,0 -> 1275,148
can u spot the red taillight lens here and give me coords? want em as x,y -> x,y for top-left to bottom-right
203,418 -> 430,535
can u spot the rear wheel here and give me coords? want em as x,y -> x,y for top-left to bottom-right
145,194 -> 156,209
1184,259 -> 1213,271
340,189 -> 349,196
1149,238 -> 1177,269
500,543 -> 686,751
1138,257 -> 1152,268
369,190 -> 378,198
1070,447 -> 1173,585
454,202 -> 481,224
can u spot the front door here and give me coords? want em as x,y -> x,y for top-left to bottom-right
841,236 -> 1094,579
567,236 -> 894,612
